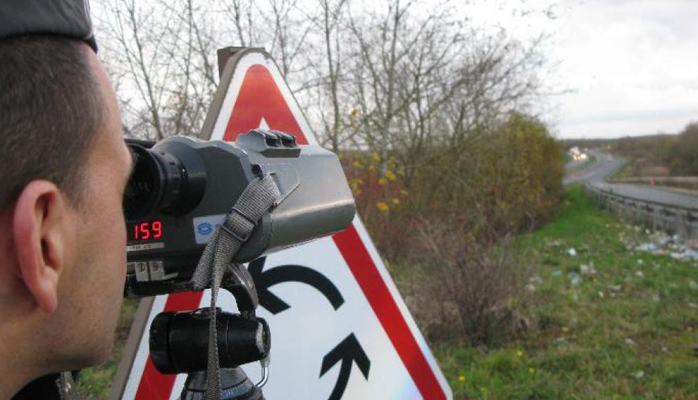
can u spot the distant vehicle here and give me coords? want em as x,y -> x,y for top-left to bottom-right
569,146 -> 588,161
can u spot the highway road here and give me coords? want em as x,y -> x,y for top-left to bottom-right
564,150 -> 624,185
565,157 -> 591,174
564,150 -> 698,210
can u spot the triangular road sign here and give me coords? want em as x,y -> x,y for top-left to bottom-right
111,48 -> 452,400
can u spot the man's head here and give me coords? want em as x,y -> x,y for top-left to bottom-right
0,36 -> 132,393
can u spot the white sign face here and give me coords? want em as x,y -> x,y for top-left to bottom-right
117,49 -> 452,400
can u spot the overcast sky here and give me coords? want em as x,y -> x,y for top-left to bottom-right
540,0 -> 698,139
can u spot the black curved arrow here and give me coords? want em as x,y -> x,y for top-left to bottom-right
248,257 -> 344,314
320,334 -> 370,400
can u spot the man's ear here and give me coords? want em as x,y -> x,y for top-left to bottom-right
12,180 -> 72,314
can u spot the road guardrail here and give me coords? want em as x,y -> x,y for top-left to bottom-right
585,182 -> 698,240
611,176 -> 698,191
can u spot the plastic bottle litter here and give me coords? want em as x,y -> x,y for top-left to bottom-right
568,273 -> 582,287
636,243 -> 657,252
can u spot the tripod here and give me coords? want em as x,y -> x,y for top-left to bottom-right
181,369 -> 263,400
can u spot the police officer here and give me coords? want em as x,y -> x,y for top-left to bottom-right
0,1 -> 133,398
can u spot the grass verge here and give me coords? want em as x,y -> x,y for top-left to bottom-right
435,185 -> 698,399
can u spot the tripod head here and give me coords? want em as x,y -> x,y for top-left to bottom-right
148,263 -> 270,400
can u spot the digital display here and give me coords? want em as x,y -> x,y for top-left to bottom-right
128,220 -> 163,242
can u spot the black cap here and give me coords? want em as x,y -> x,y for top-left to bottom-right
0,0 -> 97,52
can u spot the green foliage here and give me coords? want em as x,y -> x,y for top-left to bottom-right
345,112 -> 564,347
613,134 -> 676,177
413,112 -> 565,236
611,121 -> 698,177
339,151 -> 408,261
667,122 -> 698,175
343,112 -> 565,264
435,186 -> 698,399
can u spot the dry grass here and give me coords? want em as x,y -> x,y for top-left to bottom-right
399,221 -> 527,346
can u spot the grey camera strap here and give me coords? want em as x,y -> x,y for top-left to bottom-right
190,173 -> 282,400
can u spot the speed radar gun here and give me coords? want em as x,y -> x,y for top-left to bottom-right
123,128 -> 356,400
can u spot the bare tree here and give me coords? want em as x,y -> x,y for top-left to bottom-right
296,0 -> 350,152
94,0 -> 551,156
221,0 -> 260,47
98,0 -> 188,139
98,0 -> 220,139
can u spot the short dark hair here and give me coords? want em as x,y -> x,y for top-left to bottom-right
0,36 -> 104,209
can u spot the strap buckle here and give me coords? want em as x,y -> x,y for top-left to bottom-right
220,206 -> 257,242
